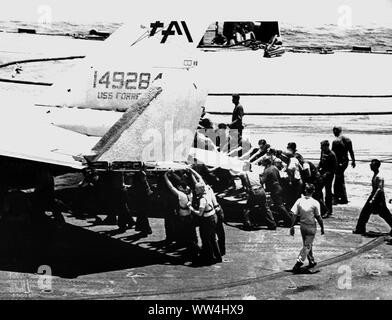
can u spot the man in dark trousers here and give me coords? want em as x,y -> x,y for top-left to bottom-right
332,126 -> 356,204
96,171 -> 135,233
132,170 -> 153,237
298,157 -> 329,216
227,94 -> 244,156
241,163 -> 277,230
353,159 -> 392,235
261,157 -> 292,227
318,140 -> 337,217
189,182 -> 222,266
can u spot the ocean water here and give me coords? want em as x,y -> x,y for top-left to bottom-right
1,20 -> 392,52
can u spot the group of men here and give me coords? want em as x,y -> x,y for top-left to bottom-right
212,23 -> 256,46
163,167 -> 225,266
198,94 -> 358,225
76,169 -> 152,236
197,94 -> 392,270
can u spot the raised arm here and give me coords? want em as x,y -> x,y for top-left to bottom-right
164,172 -> 180,197
227,146 -> 243,157
189,167 -> 206,186
239,148 -> 255,160
140,170 -> 153,196
251,154 -> 269,166
248,149 -> 261,162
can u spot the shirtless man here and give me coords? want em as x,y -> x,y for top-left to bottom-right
353,159 -> 392,235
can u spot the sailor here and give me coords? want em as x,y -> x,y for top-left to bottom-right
332,126 -> 356,204
189,167 -> 226,256
158,173 -> 178,245
353,159 -> 392,236
132,170 -> 153,237
33,166 -> 66,224
296,155 -> 316,185
191,163 -> 220,191
284,142 -> 304,209
273,157 -> 287,176
96,171 -> 136,232
252,145 -> 277,167
73,168 -> 101,219
296,156 -> 329,216
234,25 -> 245,43
272,156 -> 291,205
164,171 -> 199,261
240,162 -> 277,230
261,157 -> 292,227
240,139 -> 270,163
216,123 -> 230,152
198,106 -> 213,129
227,94 -> 244,155
290,183 -> 325,273
243,24 -> 256,41
318,140 -> 337,217
189,182 -> 222,265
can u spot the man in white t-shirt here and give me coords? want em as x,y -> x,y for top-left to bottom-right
290,183 -> 325,273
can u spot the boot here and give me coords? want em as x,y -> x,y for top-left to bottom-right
292,261 -> 303,273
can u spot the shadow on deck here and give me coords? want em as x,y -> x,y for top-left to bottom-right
0,217 -> 174,279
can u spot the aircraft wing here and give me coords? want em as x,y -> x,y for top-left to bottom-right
0,18 -> 208,172
0,106 -> 99,169
0,69 -> 206,171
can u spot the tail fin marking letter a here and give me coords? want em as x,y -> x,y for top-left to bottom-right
160,21 -> 193,43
